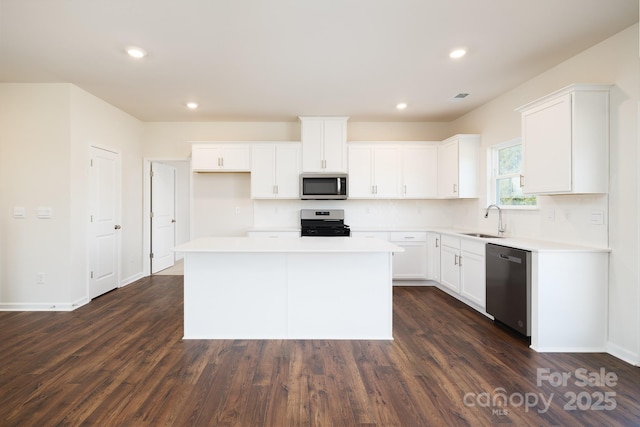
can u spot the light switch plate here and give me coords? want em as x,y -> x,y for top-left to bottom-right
590,211 -> 605,225
36,207 -> 53,219
13,206 -> 26,218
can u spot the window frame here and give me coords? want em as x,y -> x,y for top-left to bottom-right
488,138 -> 537,210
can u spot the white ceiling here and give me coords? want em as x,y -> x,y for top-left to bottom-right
0,0 -> 637,122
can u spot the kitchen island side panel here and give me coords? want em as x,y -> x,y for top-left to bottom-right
287,252 -> 393,339
182,250 -> 394,339
183,252 -> 288,339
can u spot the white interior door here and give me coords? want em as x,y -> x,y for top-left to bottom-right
151,162 -> 176,273
89,146 -> 121,299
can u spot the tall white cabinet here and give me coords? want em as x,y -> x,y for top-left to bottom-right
437,134 -> 480,198
348,144 -> 400,198
402,144 -> 438,198
251,143 -> 301,199
300,116 -> 348,172
516,84 -> 610,194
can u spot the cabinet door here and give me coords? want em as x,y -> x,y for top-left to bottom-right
373,146 -> 400,198
322,119 -> 347,172
348,145 -> 374,198
192,145 -> 222,171
403,145 -> 438,198
392,243 -> 428,280
522,93 -> 572,193
437,139 -> 459,198
301,119 -> 325,172
274,144 -> 301,198
440,244 -> 460,293
220,145 -> 251,171
460,248 -> 486,308
427,233 -> 441,282
251,145 -> 276,198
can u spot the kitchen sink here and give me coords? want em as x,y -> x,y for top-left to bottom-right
461,232 -> 502,238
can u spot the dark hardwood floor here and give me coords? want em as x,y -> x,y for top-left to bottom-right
1,275 -> 638,426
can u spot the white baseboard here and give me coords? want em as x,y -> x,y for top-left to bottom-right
0,298 -> 88,311
392,280 -> 434,287
607,341 -> 640,366
120,272 -> 144,288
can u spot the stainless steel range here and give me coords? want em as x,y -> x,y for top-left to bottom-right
300,209 -> 351,237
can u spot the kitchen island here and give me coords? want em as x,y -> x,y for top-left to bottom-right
174,236 -> 403,340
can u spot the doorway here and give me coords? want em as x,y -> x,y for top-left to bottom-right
143,159 -> 190,276
151,162 -> 176,273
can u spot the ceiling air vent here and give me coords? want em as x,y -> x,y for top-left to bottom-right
453,93 -> 470,99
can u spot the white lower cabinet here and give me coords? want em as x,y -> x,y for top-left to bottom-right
426,232 -> 441,282
389,232 -> 428,280
439,235 -> 486,310
351,230 -> 427,280
459,240 -> 486,308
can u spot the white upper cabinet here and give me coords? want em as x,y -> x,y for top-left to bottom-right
191,143 -> 251,172
517,84 -> 610,194
348,144 -> 400,198
251,143 -> 301,199
402,144 -> 438,198
300,116 -> 348,172
437,134 -> 480,198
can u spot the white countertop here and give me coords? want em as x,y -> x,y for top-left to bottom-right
175,236 -> 404,253
432,228 -> 610,253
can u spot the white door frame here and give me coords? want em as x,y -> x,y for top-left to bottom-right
143,157 -> 191,276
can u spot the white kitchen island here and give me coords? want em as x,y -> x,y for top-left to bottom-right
174,237 -> 403,340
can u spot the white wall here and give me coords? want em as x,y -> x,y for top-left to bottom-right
0,83 -> 144,309
0,84 -> 72,307
70,86 -> 145,287
451,24 -> 640,364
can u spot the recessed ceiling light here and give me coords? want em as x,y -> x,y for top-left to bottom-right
449,48 -> 467,59
186,102 -> 199,109
396,103 -> 408,110
126,46 -> 147,59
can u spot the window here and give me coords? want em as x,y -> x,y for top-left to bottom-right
489,139 -> 536,207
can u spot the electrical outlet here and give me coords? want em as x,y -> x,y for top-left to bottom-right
36,273 -> 45,284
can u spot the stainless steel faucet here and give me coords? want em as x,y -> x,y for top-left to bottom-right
485,204 -> 506,235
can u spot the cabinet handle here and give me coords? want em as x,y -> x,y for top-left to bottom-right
114,224 -> 121,230
221,157 -> 224,167
459,255 -> 463,267
404,184 -> 407,194
435,238 -> 439,248
519,174 -> 524,187
454,254 -> 458,265
404,236 -> 415,240
453,183 -> 458,193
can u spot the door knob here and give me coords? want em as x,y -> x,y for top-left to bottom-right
114,224 -> 122,230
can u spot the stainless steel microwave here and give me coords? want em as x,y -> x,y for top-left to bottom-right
300,173 -> 348,200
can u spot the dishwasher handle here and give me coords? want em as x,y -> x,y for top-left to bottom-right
498,253 -> 523,264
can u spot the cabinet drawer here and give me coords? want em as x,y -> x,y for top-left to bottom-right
389,231 -> 427,242
441,235 -> 461,249
351,231 -> 390,240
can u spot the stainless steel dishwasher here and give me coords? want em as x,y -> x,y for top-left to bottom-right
486,243 -> 532,336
